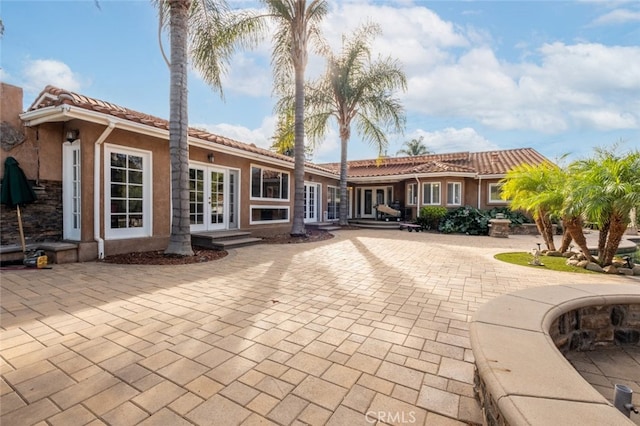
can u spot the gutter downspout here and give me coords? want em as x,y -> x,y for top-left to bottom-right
94,121 -> 116,259
477,175 -> 482,209
414,175 -> 421,219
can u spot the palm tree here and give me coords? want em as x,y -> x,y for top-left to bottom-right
569,147 -> 640,266
159,0 -> 327,241
265,0 -> 328,236
155,0 -> 264,255
164,0 -> 194,256
270,106 -> 314,159
500,162 -> 561,252
501,160 -> 600,261
397,136 -> 431,157
271,107 -> 295,156
304,22 -> 407,225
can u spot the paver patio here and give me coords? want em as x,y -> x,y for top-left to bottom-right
1,229 -> 638,425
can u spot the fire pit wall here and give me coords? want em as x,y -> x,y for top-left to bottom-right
551,304 -> 640,354
471,284 -> 640,426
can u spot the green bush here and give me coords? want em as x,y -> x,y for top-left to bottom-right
417,206 -> 448,230
438,206 -> 490,235
486,207 -> 531,226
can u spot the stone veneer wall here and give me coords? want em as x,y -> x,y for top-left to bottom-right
474,372 -> 507,426
509,223 -> 559,235
0,180 -> 63,245
551,304 -> 640,354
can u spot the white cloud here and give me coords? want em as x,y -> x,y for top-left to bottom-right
193,115 -> 276,150
410,128 -> 499,153
310,128 -> 340,163
590,8 -> 640,25
402,41 -> 640,133
322,2 -> 468,74
22,59 -> 83,93
570,110 -> 638,130
218,52 -> 273,97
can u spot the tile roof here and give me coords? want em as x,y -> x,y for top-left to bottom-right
28,86 -> 549,179
319,148 -> 549,178
28,85 -> 335,174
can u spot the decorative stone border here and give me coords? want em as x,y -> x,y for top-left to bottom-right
470,284 -> 640,425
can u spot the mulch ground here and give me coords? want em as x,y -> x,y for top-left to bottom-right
102,228 -> 340,265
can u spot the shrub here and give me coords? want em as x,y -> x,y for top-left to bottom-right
417,206 -> 448,230
486,207 -> 531,226
438,206 -> 490,235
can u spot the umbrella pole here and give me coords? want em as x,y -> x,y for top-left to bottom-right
17,205 -> 27,255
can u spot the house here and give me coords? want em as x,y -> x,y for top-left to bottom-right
0,83 -> 549,261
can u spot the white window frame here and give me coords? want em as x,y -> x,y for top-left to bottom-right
447,182 -> 462,206
63,140 -> 81,240
250,164 -> 290,201
327,185 -> 339,221
249,205 -> 290,225
488,182 -> 508,203
422,182 -> 441,206
407,183 -> 418,206
304,181 -> 321,223
104,144 -> 152,239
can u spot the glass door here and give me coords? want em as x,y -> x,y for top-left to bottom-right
304,182 -> 320,223
189,166 -> 239,231
209,170 -> 225,230
360,187 -> 388,219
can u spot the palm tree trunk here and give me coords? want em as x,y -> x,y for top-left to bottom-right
534,209 -> 555,251
600,214 -> 627,266
558,217 -> 573,253
541,213 -> 556,251
565,216 -> 596,262
165,0 -> 193,256
339,125 -> 349,226
290,29 -> 306,237
597,220 -> 609,261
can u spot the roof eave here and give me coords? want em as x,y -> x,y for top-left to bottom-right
348,171 -> 477,184
21,104 -> 338,178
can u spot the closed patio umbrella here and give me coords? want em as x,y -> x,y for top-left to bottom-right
1,156 -> 37,255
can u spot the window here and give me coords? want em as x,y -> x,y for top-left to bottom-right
489,183 -> 508,203
251,166 -> 289,200
189,168 -> 205,225
407,183 -> 418,205
63,142 -> 81,240
327,186 -> 340,220
250,206 -> 290,224
447,182 -> 462,205
105,145 -> 151,238
422,182 -> 441,205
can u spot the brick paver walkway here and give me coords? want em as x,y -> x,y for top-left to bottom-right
2,229 -> 638,425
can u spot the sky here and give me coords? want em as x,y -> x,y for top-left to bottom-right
1,0 -> 639,164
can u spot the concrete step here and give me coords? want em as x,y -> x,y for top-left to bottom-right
352,224 -> 401,230
192,230 -> 262,250
206,237 -> 263,250
192,230 -> 252,242
305,222 -> 336,228
349,220 -> 401,230
318,226 -> 341,231
1,242 -> 78,264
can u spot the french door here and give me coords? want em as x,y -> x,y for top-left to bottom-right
361,187 -> 387,218
304,182 -> 321,223
189,166 -> 238,231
